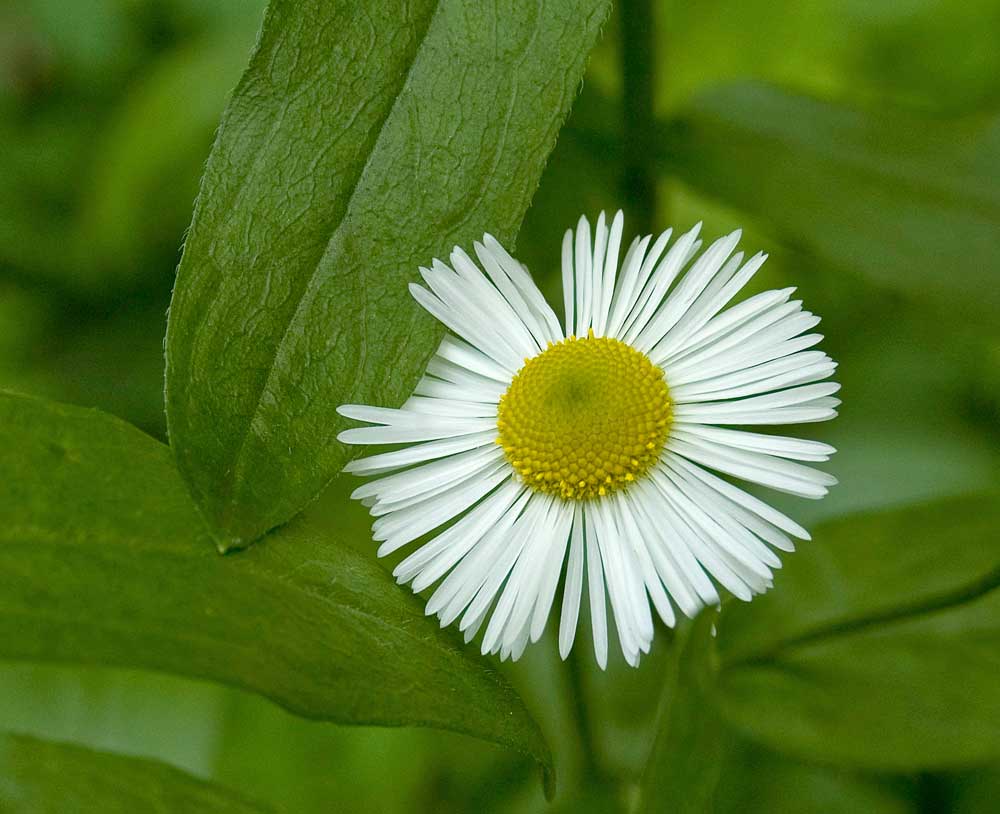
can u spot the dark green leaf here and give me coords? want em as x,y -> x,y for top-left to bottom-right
714,740 -> 915,814
638,610 -> 731,814
665,81 -> 1000,320
165,0 -> 612,548
0,732 -> 271,813
716,495 -> 1000,769
951,767 -> 1000,814
0,392 -> 553,793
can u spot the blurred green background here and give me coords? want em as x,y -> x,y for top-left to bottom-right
2,0 -> 998,811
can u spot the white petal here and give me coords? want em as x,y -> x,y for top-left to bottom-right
372,462 -> 509,548
393,479 -> 523,587
530,503 -> 575,642
481,234 -> 563,344
650,251 -> 766,361
352,443 -> 502,502
461,495 -> 547,634
629,480 -> 718,610
667,435 -> 833,499
663,458 -> 793,556
343,430 -> 497,476
621,223 -> 702,343
612,493 -> 675,627
606,230 -> 669,338
430,490 -> 533,624
337,416 -> 496,445
653,468 -> 776,582
409,282 -> 522,371
594,210 -> 624,335
401,395 -> 499,418
657,287 -> 795,367
574,215 -> 594,336
431,253 -> 539,359
670,350 -> 832,401
487,498 -> 560,653
558,505 -> 586,659
413,374 -> 504,404
474,239 -> 556,349
584,506 -> 609,670
663,301 -> 809,379
674,424 -> 835,462
591,500 -> 644,662
435,334 -> 512,383
589,211 -> 608,333
561,229 -> 575,337
634,230 -> 742,353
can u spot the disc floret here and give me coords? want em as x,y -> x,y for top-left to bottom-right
497,331 -> 672,500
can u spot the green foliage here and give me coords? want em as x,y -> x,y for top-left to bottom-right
0,392 -> 552,790
0,732 -> 271,813
717,495 -> 1000,769
638,610 -> 730,814
165,0 -> 612,549
78,23 -> 263,276
713,741 -> 915,814
665,81 -> 1000,320
4,0 -> 1000,809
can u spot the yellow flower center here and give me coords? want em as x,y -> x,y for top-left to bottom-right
497,331 -> 672,501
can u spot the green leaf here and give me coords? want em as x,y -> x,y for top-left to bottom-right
0,732 -> 271,813
0,663 -> 225,780
951,767 -> 1000,814
714,740 -> 915,814
638,610 -> 731,814
0,392 -> 553,793
664,81 -> 1000,320
716,495 -> 1000,770
78,16 -> 265,278
165,0 -> 612,548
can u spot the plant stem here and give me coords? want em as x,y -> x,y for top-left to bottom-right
566,644 -> 605,782
620,0 -> 657,234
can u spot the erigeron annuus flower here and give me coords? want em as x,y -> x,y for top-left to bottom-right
338,211 -> 838,668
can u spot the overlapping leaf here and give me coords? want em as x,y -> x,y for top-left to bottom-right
715,495 -> 1000,769
665,82 -> 1000,320
0,392 -> 553,792
165,0 -> 612,548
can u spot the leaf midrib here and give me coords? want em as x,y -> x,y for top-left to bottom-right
221,0 -> 445,522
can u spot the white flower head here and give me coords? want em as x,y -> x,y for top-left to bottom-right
338,211 -> 838,668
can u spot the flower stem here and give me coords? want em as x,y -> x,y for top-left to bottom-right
620,0 -> 657,235
566,644 -> 605,782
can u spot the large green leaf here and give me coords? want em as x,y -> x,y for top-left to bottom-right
165,0 -> 611,549
638,610 -> 730,814
664,81 -> 1000,320
0,733 -> 270,813
716,495 -> 1000,769
0,392 -> 553,792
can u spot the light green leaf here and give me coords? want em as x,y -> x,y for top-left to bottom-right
0,733 -> 271,813
165,0 -> 612,549
78,14 -> 265,279
0,392 -> 553,793
716,495 -> 1000,769
638,610 -> 731,814
665,81 -> 1000,319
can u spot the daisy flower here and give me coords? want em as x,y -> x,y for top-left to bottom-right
338,211 -> 838,668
